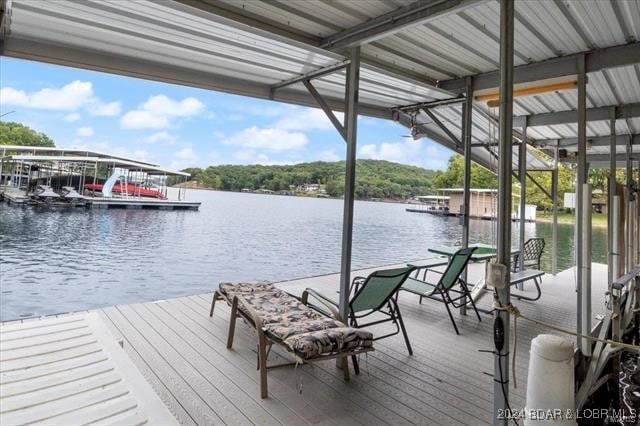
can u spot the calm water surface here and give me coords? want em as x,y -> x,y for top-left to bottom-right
0,189 -> 607,320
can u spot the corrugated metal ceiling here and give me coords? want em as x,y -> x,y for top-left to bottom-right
2,0 -> 638,170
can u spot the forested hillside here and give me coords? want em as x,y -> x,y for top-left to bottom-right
182,160 -> 439,199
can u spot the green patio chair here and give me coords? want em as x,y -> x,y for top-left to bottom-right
303,266 -> 417,370
399,247 -> 480,335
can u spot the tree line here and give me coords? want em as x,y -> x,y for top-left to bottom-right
182,160 -> 439,199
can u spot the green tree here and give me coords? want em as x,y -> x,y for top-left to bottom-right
432,155 -> 497,189
0,121 -> 55,147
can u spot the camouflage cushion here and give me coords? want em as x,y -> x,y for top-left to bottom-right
218,282 -> 373,360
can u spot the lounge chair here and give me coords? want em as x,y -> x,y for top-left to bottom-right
399,247 -> 480,334
303,266 -> 417,362
210,282 -> 373,398
512,237 -> 545,271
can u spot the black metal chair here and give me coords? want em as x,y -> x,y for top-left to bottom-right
512,237 -> 545,271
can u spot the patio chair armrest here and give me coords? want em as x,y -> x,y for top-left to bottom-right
301,288 -> 343,322
349,276 -> 366,294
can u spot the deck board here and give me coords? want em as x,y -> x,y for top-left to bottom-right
2,262 -> 609,425
0,312 -> 176,426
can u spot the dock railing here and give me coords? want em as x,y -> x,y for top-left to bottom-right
576,265 -> 640,410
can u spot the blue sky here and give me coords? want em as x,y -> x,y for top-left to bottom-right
0,57 -> 454,171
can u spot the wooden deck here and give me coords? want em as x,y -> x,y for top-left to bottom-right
1,262 -> 609,425
0,312 -> 177,425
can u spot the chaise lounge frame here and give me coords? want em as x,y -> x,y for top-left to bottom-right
210,287 -> 373,398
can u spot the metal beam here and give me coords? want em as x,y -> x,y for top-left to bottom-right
461,78 -> 473,315
396,96 -> 466,111
609,114 -> 616,286
626,135 -> 633,273
173,0 -> 443,89
532,134 -> 640,149
302,80 -> 347,140
320,0 -> 484,50
552,144 -> 559,275
526,171 -> 552,201
494,0 -> 514,423
519,119 -> 527,272
440,42 -> 640,93
1,37 -> 394,121
271,60 -> 350,91
338,47 -> 360,322
564,153 -> 640,163
422,108 -> 462,146
576,54 -> 590,355
514,103 -> 640,128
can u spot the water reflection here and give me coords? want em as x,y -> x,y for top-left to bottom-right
0,189 -> 607,320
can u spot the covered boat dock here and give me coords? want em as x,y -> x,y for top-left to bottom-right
1,0 -> 639,424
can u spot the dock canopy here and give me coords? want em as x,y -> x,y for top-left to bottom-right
0,145 -> 190,176
3,0 -> 638,169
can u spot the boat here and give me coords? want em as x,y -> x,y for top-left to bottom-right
33,185 -> 61,200
406,195 -> 450,215
84,182 -> 166,199
60,186 -> 83,199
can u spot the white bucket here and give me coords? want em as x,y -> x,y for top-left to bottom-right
524,334 -> 576,425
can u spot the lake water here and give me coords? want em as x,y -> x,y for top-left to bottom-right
0,189 -> 608,321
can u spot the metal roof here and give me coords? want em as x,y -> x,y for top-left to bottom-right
1,0 -> 638,170
0,146 -> 190,176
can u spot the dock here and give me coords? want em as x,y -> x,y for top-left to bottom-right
1,187 -> 200,211
1,262 -> 609,425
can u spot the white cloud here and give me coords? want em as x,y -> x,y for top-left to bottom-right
0,80 -> 122,119
275,108 -> 342,131
121,110 -> 170,129
221,126 -> 308,152
144,131 -> 175,144
168,147 -> 200,170
76,126 -> 94,137
64,113 -> 81,122
121,94 -> 205,129
318,149 -> 341,162
233,150 -> 271,163
1,81 -> 94,111
357,139 -> 452,170
89,100 -> 121,116
358,139 -> 424,165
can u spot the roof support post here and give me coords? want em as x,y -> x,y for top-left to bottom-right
494,1 -> 514,424
609,113 -> 617,285
576,54 -> 591,355
519,118 -> 527,273
460,76 -> 473,316
552,142 -> 559,275
626,133 -> 633,273
338,46 -> 360,323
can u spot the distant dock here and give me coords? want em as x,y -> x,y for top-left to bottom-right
1,188 -> 200,210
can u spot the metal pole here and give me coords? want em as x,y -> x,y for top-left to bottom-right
609,113 -> 616,285
460,76 -> 473,315
519,119 -> 527,273
626,136 -> 633,272
576,54 -> 589,353
494,1 -> 514,423
552,142 -> 559,275
338,47 -> 360,322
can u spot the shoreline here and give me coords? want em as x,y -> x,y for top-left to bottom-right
535,214 -> 608,228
